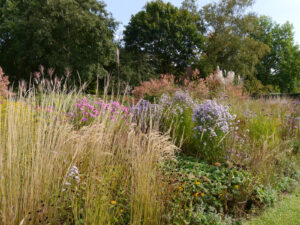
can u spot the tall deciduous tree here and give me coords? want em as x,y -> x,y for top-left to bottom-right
0,0 -> 117,83
199,0 -> 269,82
123,0 -> 205,77
252,16 -> 300,93
181,0 -> 198,15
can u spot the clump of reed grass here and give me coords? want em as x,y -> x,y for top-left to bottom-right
0,87 -> 176,225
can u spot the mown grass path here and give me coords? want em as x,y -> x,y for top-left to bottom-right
244,185 -> 300,225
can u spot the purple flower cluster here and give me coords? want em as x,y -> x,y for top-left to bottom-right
159,90 -> 194,107
68,97 -> 130,124
159,94 -> 172,106
173,90 -> 194,105
192,99 -> 236,138
131,99 -> 154,114
130,99 -> 161,121
158,91 -> 195,117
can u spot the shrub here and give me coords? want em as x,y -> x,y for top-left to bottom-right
181,68 -> 209,99
132,74 -> 177,101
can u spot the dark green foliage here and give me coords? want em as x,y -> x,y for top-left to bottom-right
123,0 -> 205,77
109,47 -> 156,88
1,0 -> 300,93
163,155 -> 300,224
0,0 -> 116,83
252,16 -> 300,93
243,76 -> 274,94
252,185 -> 277,207
163,156 -> 252,224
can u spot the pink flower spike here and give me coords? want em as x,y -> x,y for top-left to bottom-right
82,118 -> 88,122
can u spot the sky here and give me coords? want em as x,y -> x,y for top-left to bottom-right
105,0 -> 300,45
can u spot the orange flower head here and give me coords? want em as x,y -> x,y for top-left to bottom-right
214,162 -> 221,167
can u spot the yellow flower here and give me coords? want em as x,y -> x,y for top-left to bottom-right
195,181 -> 200,185
194,192 -> 199,197
120,209 -> 124,213
234,185 -> 239,189
111,200 -> 117,205
179,186 -> 183,191
200,192 -> 204,197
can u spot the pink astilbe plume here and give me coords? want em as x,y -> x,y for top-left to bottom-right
0,67 -> 10,97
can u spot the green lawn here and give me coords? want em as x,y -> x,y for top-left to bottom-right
243,185 -> 300,225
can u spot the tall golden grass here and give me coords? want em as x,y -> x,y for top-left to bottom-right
0,90 -> 176,225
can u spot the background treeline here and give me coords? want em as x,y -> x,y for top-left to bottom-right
0,0 -> 300,93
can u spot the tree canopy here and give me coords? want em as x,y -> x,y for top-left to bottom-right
0,0 -> 299,93
252,16 -> 300,92
199,0 -> 270,81
0,0 -> 117,82
123,0 -> 205,77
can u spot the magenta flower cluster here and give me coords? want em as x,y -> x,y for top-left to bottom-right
67,97 -> 131,124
